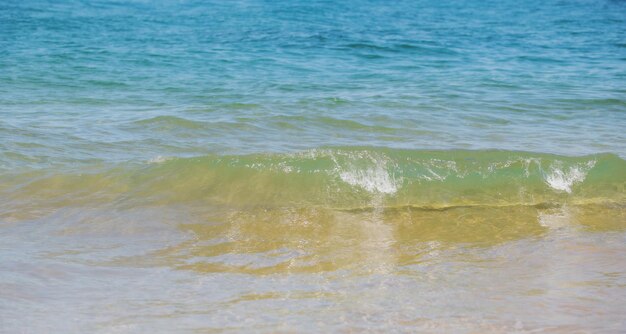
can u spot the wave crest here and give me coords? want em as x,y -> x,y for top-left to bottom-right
2,148 -> 624,213
544,161 -> 596,193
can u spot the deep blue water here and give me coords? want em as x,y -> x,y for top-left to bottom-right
1,0 -> 625,169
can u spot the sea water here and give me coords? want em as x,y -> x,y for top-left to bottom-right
1,0 -> 625,332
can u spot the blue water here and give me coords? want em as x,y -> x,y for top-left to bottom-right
1,0 -> 625,169
2,1 -> 626,332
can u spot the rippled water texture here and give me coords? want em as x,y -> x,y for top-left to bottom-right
1,0 -> 625,333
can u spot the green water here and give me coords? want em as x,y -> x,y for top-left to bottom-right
3,148 -> 625,215
1,0 -> 626,332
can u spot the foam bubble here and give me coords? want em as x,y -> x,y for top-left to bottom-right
339,164 -> 399,194
147,156 -> 173,164
544,161 -> 595,193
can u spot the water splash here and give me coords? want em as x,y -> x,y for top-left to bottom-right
544,161 -> 595,193
339,164 -> 399,194
147,156 -> 173,164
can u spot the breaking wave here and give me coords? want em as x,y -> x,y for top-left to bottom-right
1,148 -> 625,216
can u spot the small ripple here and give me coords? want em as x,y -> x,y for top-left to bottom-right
132,116 -> 205,130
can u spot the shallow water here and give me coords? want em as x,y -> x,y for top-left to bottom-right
1,0 -> 626,332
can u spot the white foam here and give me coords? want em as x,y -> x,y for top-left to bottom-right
147,155 -> 173,164
544,161 -> 595,193
339,164 -> 399,194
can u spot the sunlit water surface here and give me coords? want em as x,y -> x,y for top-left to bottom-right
1,0 -> 626,332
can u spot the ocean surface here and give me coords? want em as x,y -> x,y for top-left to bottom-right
1,0 -> 625,332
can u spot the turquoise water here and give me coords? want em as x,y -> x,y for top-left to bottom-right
1,0 -> 626,332
1,0 -> 625,168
